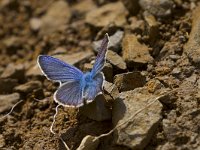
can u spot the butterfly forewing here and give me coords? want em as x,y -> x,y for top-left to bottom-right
38,55 -> 83,83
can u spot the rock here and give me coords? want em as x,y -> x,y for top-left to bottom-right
171,68 -> 181,76
72,0 -> 97,14
39,0 -> 71,35
0,93 -> 20,113
184,6 -> 200,66
14,81 -> 42,93
30,18 -> 42,31
143,12 -> 159,44
1,63 -> 25,81
2,36 -> 22,48
159,41 -> 182,58
54,51 -> 93,66
0,134 -> 5,148
103,81 -> 119,100
83,63 -> 93,72
86,2 -> 128,28
0,78 -> 18,93
93,30 -> 124,53
114,71 -> 146,92
139,0 -> 174,17
146,79 -> 164,93
127,17 -> 145,34
0,67 -> 3,75
121,0 -> 140,15
102,62 -> 113,82
26,65 -> 43,77
106,50 -> 126,71
50,47 -> 67,55
26,51 -> 93,77
112,88 -> 163,149
155,66 -> 171,76
122,34 -> 153,68
169,54 -> 180,61
79,95 -> 112,121
77,135 -> 99,150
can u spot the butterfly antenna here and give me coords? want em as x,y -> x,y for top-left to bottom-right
34,96 -> 52,102
50,104 -> 60,134
0,100 -> 23,120
50,104 -> 70,150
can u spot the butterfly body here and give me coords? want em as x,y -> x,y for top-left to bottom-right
38,34 -> 109,107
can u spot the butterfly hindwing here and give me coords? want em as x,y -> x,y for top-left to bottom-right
91,34 -> 109,78
38,55 -> 83,83
54,80 -> 83,107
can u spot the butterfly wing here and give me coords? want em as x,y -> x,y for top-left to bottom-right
91,34 -> 109,78
83,72 -> 104,102
54,80 -> 83,107
38,55 -> 83,83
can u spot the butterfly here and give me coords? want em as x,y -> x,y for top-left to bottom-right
37,34 -> 109,107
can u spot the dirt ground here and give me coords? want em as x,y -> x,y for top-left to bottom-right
0,0 -> 200,150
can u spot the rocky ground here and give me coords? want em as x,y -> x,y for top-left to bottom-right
0,0 -> 200,149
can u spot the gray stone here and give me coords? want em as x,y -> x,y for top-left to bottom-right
169,54 -> 180,61
77,135 -> 99,150
171,68 -> 181,76
86,2 -> 128,28
93,30 -> 124,53
104,81 -> 119,100
102,62 -> 113,82
14,81 -> 42,93
139,0 -> 174,17
39,0 -> 71,35
0,93 -> 20,113
184,6 -> 200,66
122,34 -> 153,68
107,50 -> 126,70
1,63 -> 25,81
80,95 -> 111,121
112,88 -> 163,149
0,78 -> 18,93
114,71 -> 146,92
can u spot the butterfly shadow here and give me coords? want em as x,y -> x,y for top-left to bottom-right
111,96 -> 127,127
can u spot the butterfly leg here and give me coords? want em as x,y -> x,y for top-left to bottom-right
0,100 -> 23,120
50,104 -> 70,150
83,97 -> 88,106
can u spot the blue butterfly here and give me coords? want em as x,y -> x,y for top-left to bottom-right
37,34 -> 109,107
